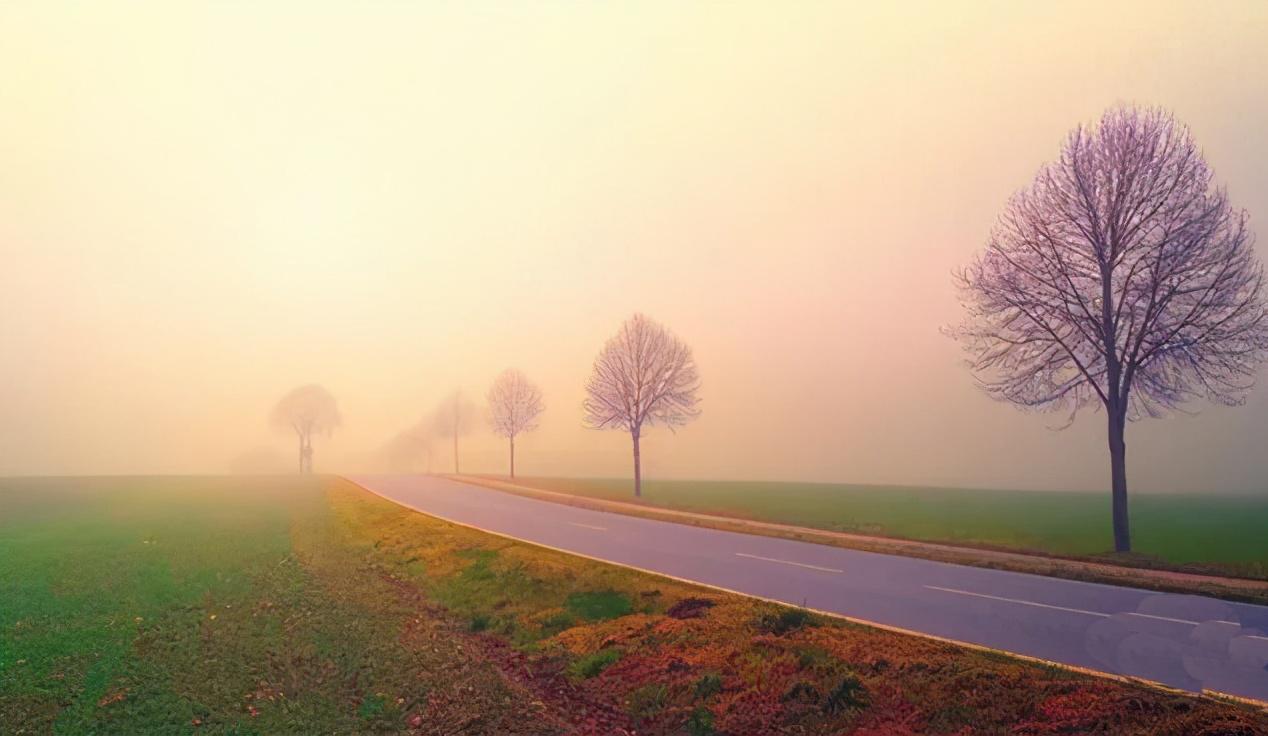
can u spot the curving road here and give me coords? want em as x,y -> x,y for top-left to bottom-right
348,474 -> 1268,702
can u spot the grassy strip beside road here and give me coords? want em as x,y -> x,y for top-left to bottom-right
474,477 -> 1268,574
459,475 -> 1268,605
3,476 -> 1267,734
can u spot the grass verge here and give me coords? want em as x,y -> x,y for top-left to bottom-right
3,475 -> 1266,734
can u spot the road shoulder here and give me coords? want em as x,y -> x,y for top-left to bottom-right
454,474 -> 1268,607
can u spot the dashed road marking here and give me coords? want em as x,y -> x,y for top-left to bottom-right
567,522 -> 607,531
927,587 -> 1253,630
925,585 -> 1110,617
736,552 -> 843,573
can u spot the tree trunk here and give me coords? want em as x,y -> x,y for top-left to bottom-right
298,436 -> 305,475
454,432 -> 459,475
509,435 -> 515,479
632,431 -> 642,498
1108,411 -> 1131,553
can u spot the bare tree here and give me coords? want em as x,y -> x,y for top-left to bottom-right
583,314 -> 701,497
486,369 -> 545,478
270,384 -> 342,474
951,106 -> 1268,552
432,391 -> 476,474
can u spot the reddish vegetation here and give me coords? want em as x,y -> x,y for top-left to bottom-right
330,481 -> 1268,735
95,689 -> 127,708
463,626 -> 633,734
665,597 -> 716,619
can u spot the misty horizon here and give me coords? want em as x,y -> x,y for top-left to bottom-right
4,2 -> 1268,494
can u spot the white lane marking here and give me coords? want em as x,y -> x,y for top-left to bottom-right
1249,636 -> 1268,642
926,586 -> 1110,618
735,552 -> 843,573
927,587 -> 1256,629
1125,614 -> 1244,627
1124,612 -> 1205,625
568,522 -> 607,531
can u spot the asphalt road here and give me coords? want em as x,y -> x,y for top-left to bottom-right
349,474 -> 1268,701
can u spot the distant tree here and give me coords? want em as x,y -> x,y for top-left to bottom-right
379,424 -> 433,474
486,369 -> 545,479
432,391 -> 477,474
951,106 -> 1268,552
583,314 -> 701,497
415,426 -> 436,474
270,384 -> 342,474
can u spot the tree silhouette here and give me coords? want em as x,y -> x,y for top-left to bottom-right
270,384 -> 342,474
951,106 -> 1268,552
584,314 -> 701,497
432,391 -> 476,474
487,369 -> 545,479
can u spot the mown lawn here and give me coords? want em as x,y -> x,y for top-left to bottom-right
503,477 -> 1268,576
3,476 -> 1265,735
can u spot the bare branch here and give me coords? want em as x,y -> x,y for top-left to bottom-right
583,314 -> 702,436
949,106 -> 1268,422
486,369 -> 545,440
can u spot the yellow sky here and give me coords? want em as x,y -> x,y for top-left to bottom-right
2,2 -> 1267,491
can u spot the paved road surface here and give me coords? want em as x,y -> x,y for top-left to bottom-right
349,474 -> 1268,701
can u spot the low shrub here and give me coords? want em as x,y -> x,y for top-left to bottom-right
569,647 -> 622,679
565,590 -> 633,621
756,607 -> 819,635
694,672 -> 723,700
685,706 -> 715,736
823,674 -> 867,714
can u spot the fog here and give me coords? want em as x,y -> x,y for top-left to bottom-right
3,2 -> 1268,493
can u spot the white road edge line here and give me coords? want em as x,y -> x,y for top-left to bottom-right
568,522 -> 607,531
925,585 -> 1111,618
735,552 -> 843,573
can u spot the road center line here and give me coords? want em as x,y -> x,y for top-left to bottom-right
567,522 -> 607,531
1124,612 -> 1208,626
926,587 -> 1251,629
925,585 -> 1110,618
735,552 -> 843,573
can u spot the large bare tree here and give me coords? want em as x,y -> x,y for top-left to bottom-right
951,106 -> 1268,552
432,391 -> 476,474
270,384 -> 342,474
486,369 -> 545,479
583,314 -> 701,497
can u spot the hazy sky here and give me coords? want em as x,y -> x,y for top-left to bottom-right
3,2 -> 1268,492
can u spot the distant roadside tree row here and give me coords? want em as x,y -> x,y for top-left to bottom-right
269,105 -> 1267,557
268,313 -> 702,499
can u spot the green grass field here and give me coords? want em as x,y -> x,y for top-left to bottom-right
4,475 -> 1266,734
0,476 -> 553,735
510,478 -> 1268,576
